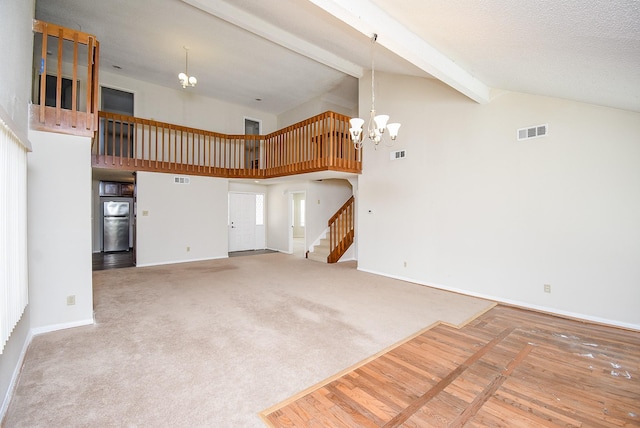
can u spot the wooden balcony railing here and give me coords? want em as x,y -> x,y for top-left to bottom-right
327,195 -> 355,263
30,20 -> 100,137
92,111 -> 362,178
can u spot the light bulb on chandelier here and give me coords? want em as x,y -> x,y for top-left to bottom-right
349,34 -> 400,149
178,47 -> 197,88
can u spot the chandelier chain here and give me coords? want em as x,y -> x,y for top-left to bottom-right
348,33 -> 400,149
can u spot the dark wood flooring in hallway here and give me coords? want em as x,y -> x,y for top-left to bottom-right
92,250 -> 135,271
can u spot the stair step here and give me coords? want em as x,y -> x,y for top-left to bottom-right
307,240 -> 329,262
307,251 -> 328,263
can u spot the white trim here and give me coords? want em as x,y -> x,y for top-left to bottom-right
30,318 -> 95,336
306,0 -> 492,104
181,0 -> 363,78
3,318 -> 96,419
357,268 -> 640,332
0,329 -> 33,421
135,255 -> 228,268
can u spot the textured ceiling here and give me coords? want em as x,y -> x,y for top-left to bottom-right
371,0 -> 640,112
35,0 -> 640,114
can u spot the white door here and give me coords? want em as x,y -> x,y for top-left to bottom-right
229,192 -> 257,252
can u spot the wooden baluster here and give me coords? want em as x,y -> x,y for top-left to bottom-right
86,36 -> 94,131
38,23 -> 48,124
55,28 -> 63,126
133,116 -> 138,167
109,117 -> 115,165
303,121 -> 308,169
71,33 -> 78,128
90,39 -> 100,132
118,117 -> 123,165
181,129 -> 185,172
206,134 -> 210,174
211,134 -> 216,175
188,130 -> 192,172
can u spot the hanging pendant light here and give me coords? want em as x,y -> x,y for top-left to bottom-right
178,46 -> 197,88
350,34 -> 400,149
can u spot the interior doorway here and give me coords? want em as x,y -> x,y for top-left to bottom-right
244,117 -> 261,169
93,86 -> 136,270
289,191 -> 306,257
100,86 -> 135,157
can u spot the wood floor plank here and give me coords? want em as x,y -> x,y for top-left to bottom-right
261,305 -> 640,427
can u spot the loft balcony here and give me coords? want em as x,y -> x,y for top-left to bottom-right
30,19 -> 362,179
92,111 -> 361,179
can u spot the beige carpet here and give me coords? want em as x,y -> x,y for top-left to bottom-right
4,253 -> 493,427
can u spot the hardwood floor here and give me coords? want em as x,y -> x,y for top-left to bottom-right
261,305 -> 640,427
92,250 -> 134,271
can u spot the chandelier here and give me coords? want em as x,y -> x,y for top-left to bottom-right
349,34 -> 400,149
178,47 -> 197,88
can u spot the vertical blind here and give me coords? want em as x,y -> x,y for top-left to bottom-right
0,116 -> 29,354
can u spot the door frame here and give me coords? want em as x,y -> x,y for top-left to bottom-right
228,191 -> 266,252
288,190 -> 306,256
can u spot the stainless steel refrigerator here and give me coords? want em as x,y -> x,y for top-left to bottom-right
103,201 -> 130,252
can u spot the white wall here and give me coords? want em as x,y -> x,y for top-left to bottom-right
27,131 -> 94,330
0,0 -> 33,130
267,179 -> 353,253
357,72 -> 640,329
277,94 -> 357,129
99,70 -> 278,135
0,0 -> 35,416
136,172 -> 229,266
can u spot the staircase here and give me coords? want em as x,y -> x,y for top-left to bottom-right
307,195 -> 355,263
307,235 -> 330,263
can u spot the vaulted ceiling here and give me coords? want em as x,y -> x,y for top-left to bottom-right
36,0 -> 640,114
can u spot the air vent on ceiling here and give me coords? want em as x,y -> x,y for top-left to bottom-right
174,176 -> 190,184
517,124 -> 548,141
390,149 -> 406,160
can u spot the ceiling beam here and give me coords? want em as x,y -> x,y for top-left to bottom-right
306,0 -> 493,104
181,0 -> 364,78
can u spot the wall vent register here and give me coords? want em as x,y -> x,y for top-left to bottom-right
390,149 -> 406,160
517,124 -> 548,141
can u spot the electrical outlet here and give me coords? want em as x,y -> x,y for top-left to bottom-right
403,261 -> 407,268
544,284 -> 551,293
67,295 -> 76,306
186,246 -> 190,252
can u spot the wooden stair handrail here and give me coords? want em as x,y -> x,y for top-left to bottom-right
327,195 -> 355,263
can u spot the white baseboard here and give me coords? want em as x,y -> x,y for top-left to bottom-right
30,318 -> 95,336
357,268 -> 640,331
135,255 -> 228,268
0,329 -> 34,421
2,317 -> 95,420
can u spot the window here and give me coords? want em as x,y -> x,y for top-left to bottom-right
0,115 -> 29,353
256,194 -> 264,225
